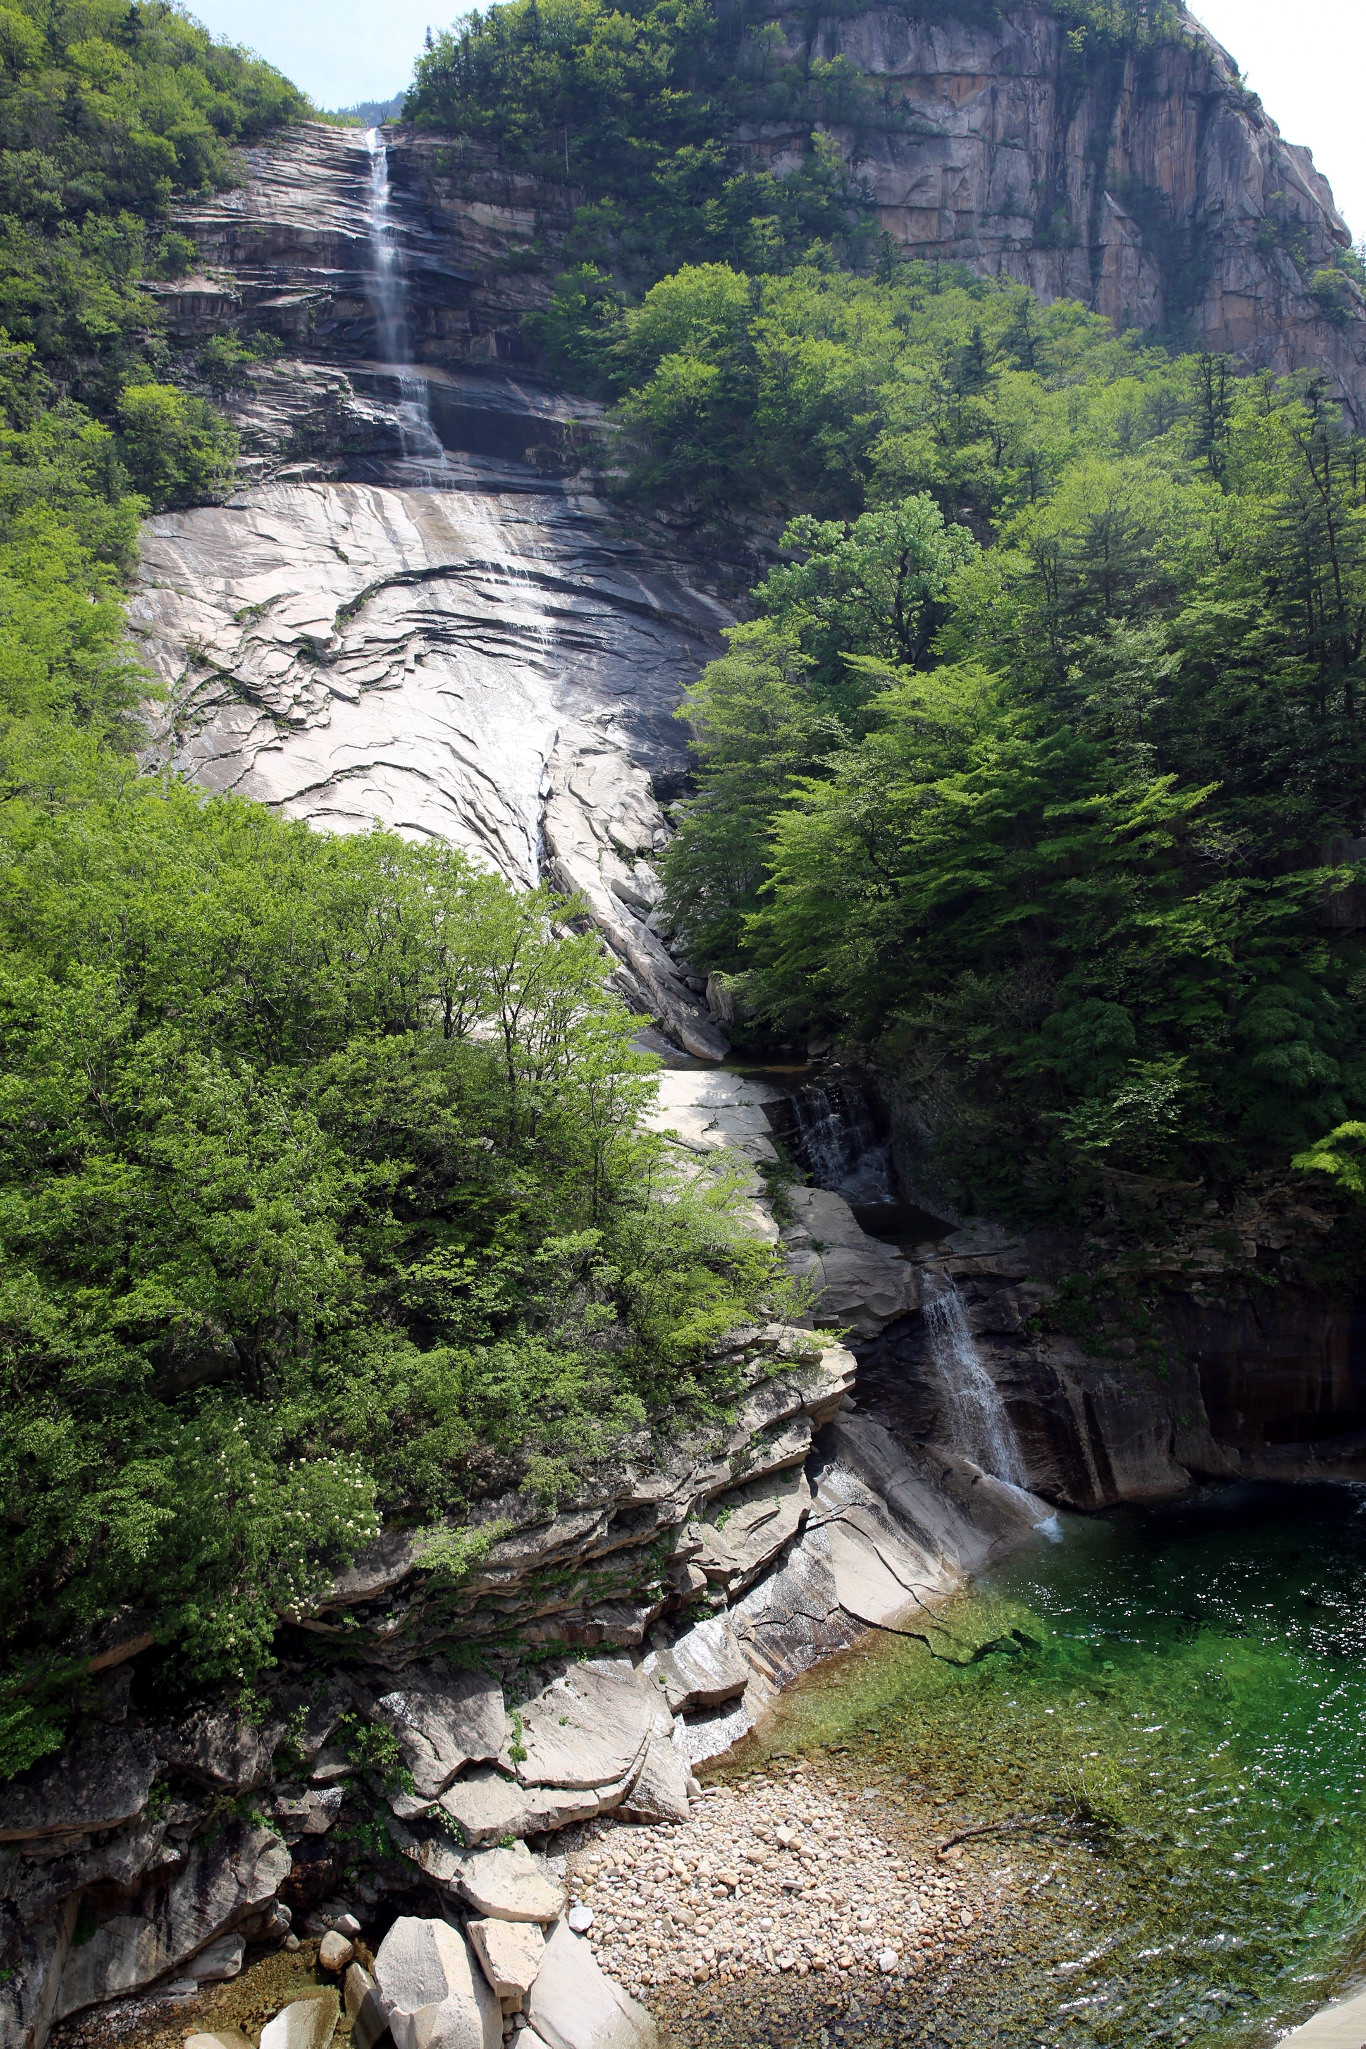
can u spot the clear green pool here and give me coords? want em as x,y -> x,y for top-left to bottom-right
738,1482 -> 1366,2046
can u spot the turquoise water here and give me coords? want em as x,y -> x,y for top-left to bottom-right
740,1483 -> 1366,2046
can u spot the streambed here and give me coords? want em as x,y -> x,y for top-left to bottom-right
668,1483 -> 1366,2049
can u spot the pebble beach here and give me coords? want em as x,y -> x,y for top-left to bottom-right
559,1756 -> 1014,2007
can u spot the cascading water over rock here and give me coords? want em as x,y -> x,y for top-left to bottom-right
365,127 -> 450,482
788,1082 -> 895,1208
922,1276 -> 1029,1490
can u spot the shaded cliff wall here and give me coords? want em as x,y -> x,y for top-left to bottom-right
853,1221 -> 1366,1510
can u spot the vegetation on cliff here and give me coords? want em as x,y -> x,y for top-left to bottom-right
0,5 -> 783,1782
534,257 -> 1366,1220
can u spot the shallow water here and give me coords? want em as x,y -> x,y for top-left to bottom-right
691,1483 -> 1366,2047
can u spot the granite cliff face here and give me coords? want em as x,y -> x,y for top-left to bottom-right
137,125 -> 734,1059
755,5 -> 1366,416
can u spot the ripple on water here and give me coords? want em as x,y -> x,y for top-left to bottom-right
665,1482 -> 1366,2049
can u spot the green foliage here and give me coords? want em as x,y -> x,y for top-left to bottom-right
0,0 -> 304,394
410,0 -> 878,294
1294,1122 -> 1366,1199
0,789 -> 784,1771
637,262 -> 1366,1219
115,381 -> 236,506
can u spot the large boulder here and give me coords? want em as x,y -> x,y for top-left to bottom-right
642,1616 -> 750,1714
466,1918 -> 544,2008
344,1963 -> 388,2049
439,1770 -> 598,1850
525,1923 -> 655,2049
511,1664 -> 654,1791
0,1730 -> 158,1844
618,1727 -> 690,1825
53,1820 -> 290,2019
372,1675 -> 505,1800
372,1916 -> 500,2049
457,1845 -> 565,1924
259,1993 -> 339,2049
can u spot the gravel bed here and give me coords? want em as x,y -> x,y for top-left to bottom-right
559,1759 -> 999,2005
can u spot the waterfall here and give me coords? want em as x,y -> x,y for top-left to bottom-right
789,1083 -> 895,1207
365,128 -> 450,482
922,1276 -> 1028,1489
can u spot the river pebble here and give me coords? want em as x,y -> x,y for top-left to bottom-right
560,1763 -> 982,2002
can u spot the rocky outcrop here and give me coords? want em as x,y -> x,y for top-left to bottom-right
132,475 -> 729,1059
755,6 -> 1366,417
851,1212 -> 1366,1510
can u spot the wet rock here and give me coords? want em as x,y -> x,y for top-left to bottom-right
372,1674 -> 506,1799
457,1845 -> 565,1924
524,1922 -> 655,2049
0,1730 -> 158,1844
466,1917 -> 544,2006
53,1820 -> 291,2018
372,1916 -> 500,2049
641,1617 -> 751,1714
260,1992 -> 340,2049
783,1188 -> 919,1339
157,1710 -> 283,1792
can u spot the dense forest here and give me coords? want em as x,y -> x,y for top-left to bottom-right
567,262 -> 1366,1223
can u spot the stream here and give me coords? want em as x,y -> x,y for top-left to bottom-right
671,1482 -> 1366,2048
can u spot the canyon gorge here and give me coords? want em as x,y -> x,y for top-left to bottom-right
6,5 -> 1366,2047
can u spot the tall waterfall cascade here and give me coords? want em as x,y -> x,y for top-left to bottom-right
923,1276 -> 1029,1491
130,123 -> 729,1057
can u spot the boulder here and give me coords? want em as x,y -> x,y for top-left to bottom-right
344,1963 -> 388,2049
695,1466 -> 812,1595
186,2032 -> 253,2049
0,1729 -> 158,1844
439,1770 -> 597,1850
641,1617 -> 750,1713
54,1819 -> 291,2019
186,1932 -> 245,1982
618,1728 -> 691,1826
511,1664 -> 654,1792
157,1711 -> 282,1792
456,1844 -> 565,1924
372,1916 -> 500,2049
525,1923 -> 655,2049
467,1918 -> 544,2006
260,1993 -> 340,2049
372,1675 -> 506,1800
318,1931 -> 354,1972
0,1895 -> 79,2049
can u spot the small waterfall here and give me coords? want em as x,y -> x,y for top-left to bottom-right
365,128 -> 450,482
923,1276 -> 1028,1489
789,1083 -> 895,1207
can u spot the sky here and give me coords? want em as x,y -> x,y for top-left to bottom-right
188,0 -> 1365,238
